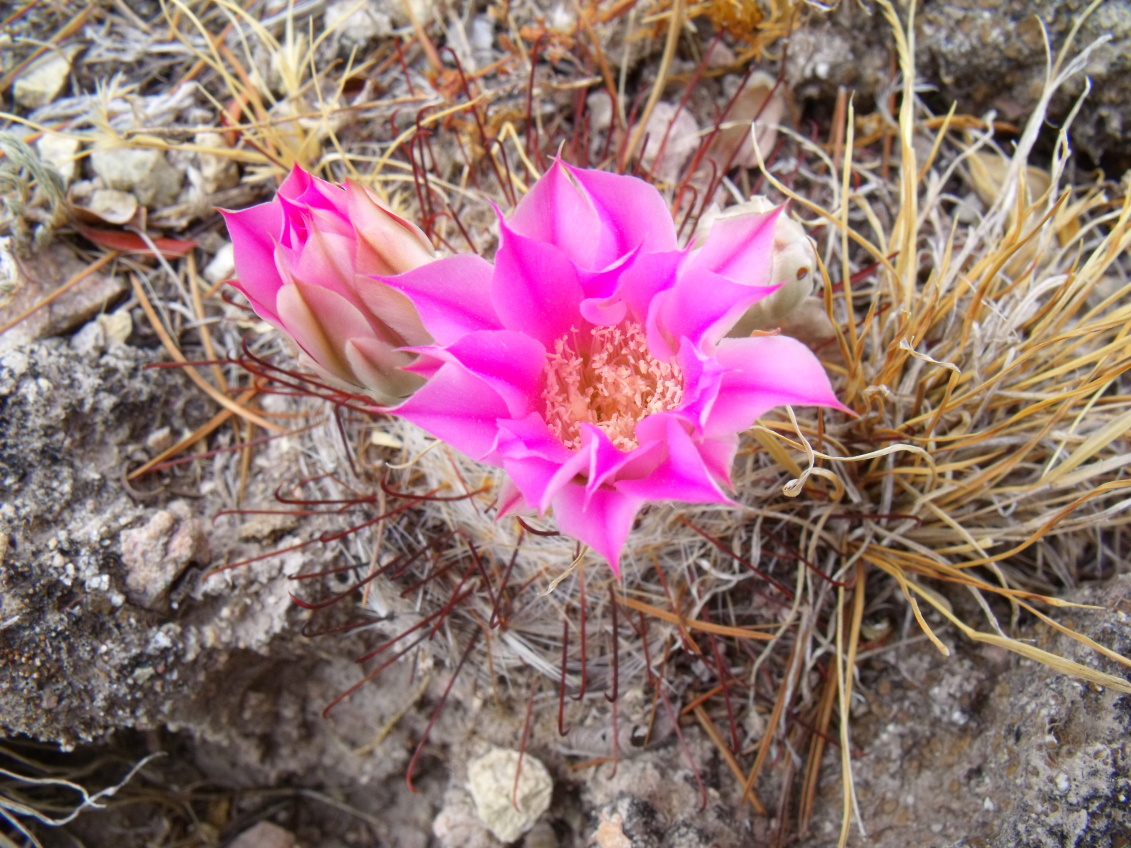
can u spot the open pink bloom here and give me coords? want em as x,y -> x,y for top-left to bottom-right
222,166 -> 436,404
383,161 -> 848,574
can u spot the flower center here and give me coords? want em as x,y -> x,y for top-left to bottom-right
541,322 -> 684,451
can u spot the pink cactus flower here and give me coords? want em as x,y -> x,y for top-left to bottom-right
382,161 -> 848,574
221,166 -> 436,404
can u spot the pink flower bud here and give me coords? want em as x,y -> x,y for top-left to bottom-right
221,166 -> 436,404
693,197 -> 818,336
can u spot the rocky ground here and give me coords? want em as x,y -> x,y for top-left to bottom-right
2,1 -> 1130,846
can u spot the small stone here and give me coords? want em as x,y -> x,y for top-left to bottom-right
13,50 -> 72,110
90,146 -> 183,208
203,242 -> 235,285
325,0 -> 393,43
639,102 -> 700,186
35,133 -> 81,186
704,41 -> 736,69
237,512 -> 298,543
145,427 -> 174,455
0,243 -> 129,353
470,15 -> 495,58
523,821 -> 557,848
593,812 -> 633,848
119,507 -> 210,608
69,310 -> 131,356
433,788 -> 496,848
98,309 -> 132,345
466,747 -> 553,843
706,71 -> 785,170
85,188 -> 139,226
69,320 -> 107,357
194,132 -> 241,194
227,821 -> 296,848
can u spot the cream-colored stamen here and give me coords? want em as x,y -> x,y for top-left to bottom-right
541,322 -> 684,451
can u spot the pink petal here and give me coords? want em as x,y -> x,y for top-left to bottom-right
494,413 -> 575,508
576,248 -> 638,300
616,414 -> 734,504
563,163 -> 679,263
493,223 -> 584,346
306,199 -> 355,240
276,165 -> 313,200
289,226 -> 360,302
496,478 -> 529,517
346,182 -> 436,276
575,249 -> 643,326
351,280 -> 428,346
343,337 -> 423,403
290,168 -> 349,216
540,425 -> 654,512
695,431 -> 739,489
392,362 -> 511,458
668,340 -> 724,426
579,295 -> 628,327
407,331 -> 545,417
612,250 -> 683,339
651,268 -> 777,357
220,204 -> 284,322
702,335 -> 850,437
507,160 -> 601,269
690,204 -> 780,287
378,254 -> 501,346
551,483 -> 643,576
276,279 -> 376,385
502,453 -> 569,514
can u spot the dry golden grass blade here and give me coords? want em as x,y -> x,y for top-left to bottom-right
692,705 -> 767,814
619,595 -> 776,641
622,0 -> 683,168
129,274 -> 281,433
186,252 -> 227,392
798,663 -> 839,834
876,0 -> 919,315
125,388 -> 257,481
742,620 -> 808,802
834,564 -> 866,847
1042,407 -> 1131,484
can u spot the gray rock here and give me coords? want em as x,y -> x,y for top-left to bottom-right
13,49 -> 72,110
89,146 -> 184,209
325,0 -> 393,43
916,0 -> 1130,169
0,339 -> 432,807
119,503 -> 210,608
803,576 -> 1131,847
785,1 -> 1131,169
467,747 -> 553,843
0,243 -> 129,354
227,821 -> 297,848
194,131 -> 241,195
